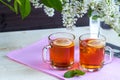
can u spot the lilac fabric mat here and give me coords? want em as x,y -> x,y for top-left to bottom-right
7,37 -> 120,80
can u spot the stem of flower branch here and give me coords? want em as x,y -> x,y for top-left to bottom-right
0,0 -> 15,13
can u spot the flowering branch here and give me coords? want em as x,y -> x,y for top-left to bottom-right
31,0 -> 120,36
0,0 -> 62,19
1,0 -> 120,36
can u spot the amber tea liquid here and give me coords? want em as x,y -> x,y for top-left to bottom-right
80,39 -> 105,71
49,38 -> 74,69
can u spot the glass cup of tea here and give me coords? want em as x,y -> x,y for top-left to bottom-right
42,32 -> 75,70
79,33 -> 113,72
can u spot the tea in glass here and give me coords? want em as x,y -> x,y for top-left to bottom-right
79,33 -> 106,72
42,32 -> 75,70
50,38 -> 74,69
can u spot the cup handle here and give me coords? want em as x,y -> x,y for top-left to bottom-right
42,45 -> 51,63
104,46 -> 114,65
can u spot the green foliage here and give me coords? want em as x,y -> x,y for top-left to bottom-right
87,7 -> 93,17
88,7 -> 100,20
64,70 -> 75,78
7,0 -> 11,2
118,0 -> 120,1
0,0 -> 31,19
0,0 -> 62,19
19,0 -> 31,19
41,0 -> 62,11
119,34 -> 120,36
0,0 -> 15,12
64,69 -> 85,78
92,15 -> 100,20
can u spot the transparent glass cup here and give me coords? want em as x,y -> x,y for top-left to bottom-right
79,33 -> 113,72
42,32 -> 75,70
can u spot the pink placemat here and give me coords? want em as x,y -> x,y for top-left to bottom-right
7,37 -> 120,80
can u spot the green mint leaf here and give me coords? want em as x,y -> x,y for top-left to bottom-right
74,69 -> 86,76
64,69 -> 85,78
64,70 -> 75,78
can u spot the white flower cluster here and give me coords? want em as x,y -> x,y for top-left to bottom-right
43,6 -> 55,17
30,0 -> 120,35
30,0 -> 55,17
62,0 -> 87,29
97,0 -> 120,35
30,0 -> 42,8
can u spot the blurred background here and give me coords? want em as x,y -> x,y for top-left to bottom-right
0,3 -> 89,32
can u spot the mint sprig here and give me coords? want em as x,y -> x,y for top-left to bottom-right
64,69 -> 85,78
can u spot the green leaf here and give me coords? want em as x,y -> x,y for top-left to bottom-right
80,0 -> 84,3
19,0 -> 31,19
64,69 -> 85,78
88,7 -> 93,17
0,0 -> 15,12
64,70 -> 75,78
7,0 -> 11,2
92,15 -> 100,20
41,0 -> 62,11
119,34 -> 120,36
41,0 -> 52,7
14,0 -> 22,14
16,0 -> 21,5
74,69 -> 85,76
14,0 -> 18,14
117,0 -> 120,5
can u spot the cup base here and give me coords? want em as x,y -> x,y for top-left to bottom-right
80,63 -> 103,72
81,67 -> 101,72
50,64 -> 73,70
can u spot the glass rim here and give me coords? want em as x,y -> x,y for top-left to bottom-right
48,32 -> 75,40
79,33 -> 106,41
